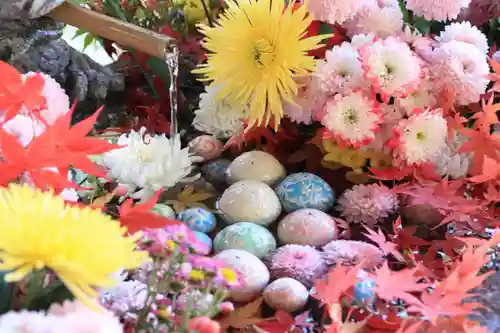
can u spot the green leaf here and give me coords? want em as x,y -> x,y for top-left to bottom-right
146,56 -> 171,87
83,33 -> 96,51
398,0 -> 411,24
26,280 -> 74,311
0,272 -> 13,314
72,28 -> 87,40
413,16 -> 431,35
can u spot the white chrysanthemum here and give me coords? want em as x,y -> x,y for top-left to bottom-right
23,72 -> 70,125
430,40 -> 490,106
346,0 -> 403,38
321,92 -> 382,146
192,85 -> 246,138
393,109 -> 447,165
434,132 -> 472,179
102,127 -> 202,199
2,114 -> 45,147
397,80 -> 437,114
359,37 -> 421,97
317,43 -> 364,95
0,311 -> 52,333
437,22 -> 489,54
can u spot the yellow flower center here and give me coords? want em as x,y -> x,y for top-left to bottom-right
416,131 -> 425,141
164,240 -> 177,251
189,269 -> 206,281
253,39 -> 276,67
342,108 -> 358,124
220,268 -> 238,284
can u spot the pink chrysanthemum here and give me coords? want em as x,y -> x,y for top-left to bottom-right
322,239 -> 385,270
102,280 -> 148,316
321,92 -> 383,147
2,114 -> 45,146
396,79 -> 437,114
307,0 -> 370,24
317,43 -> 364,95
142,225 -> 208,255
390,108 -> 448,166
345,0 -> 403,38
267,245 -> 327,287
430,40 -> 489,106
23,72 -> 70,125
283,73 -> 326,125
336,184 -> 399,226
405,0 -> 471,21
359,37 -> 421,98
460,0 -> 500,26
437,22 -> 489,54
398,26 -> 434,60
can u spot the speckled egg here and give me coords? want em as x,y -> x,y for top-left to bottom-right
152,204 -> 177,220
201,158 -> 231,191
215,249 -> 270,302
217,180 -> 282,226
226,150 -> 286,186
192,231 -> 212,255
178,207 -> 217,233
213,222 -> 277,259
188,135 -> 223,161
275,172 -> 334,213
263,278 -> 309,313
277,209 -> 337,246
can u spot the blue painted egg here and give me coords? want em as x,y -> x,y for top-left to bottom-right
201,159 -> 231,190
353,278 -> 376,306
178,207 -> 217,233
192,231 -> 213,254
275,173 -> 335,213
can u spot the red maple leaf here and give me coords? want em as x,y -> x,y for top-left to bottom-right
118,190 -> 181,234
0,61 -> 46,122
363,226 -> 405,262
467,156 -> 500,184
224,122 -> 276,152
368,166 -> 412,181
373,263 -> 429,305
470,94 -> 500,132
458,127 -> 500,175
391,216 -> 430,249
0,106 -> 118,190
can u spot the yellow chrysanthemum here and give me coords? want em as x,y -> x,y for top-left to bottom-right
193,0 -> 326,128
0,184 -> 148,310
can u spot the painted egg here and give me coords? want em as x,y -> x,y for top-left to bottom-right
152,204 -> 177,220
192,231 -> 212,255
201,159 -> 231,191
218,180 -> 282,226
188,135 -> 223,161
226,150 -> 286,186
213,222 -> 277,259
277,209 -> 337,246
275,172 -> 335,213
263,278 -> 309,313
354,271 -> 376,306
215,249 -> 270,302
178,207 -> 217,233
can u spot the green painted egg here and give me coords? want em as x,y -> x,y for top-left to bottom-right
213,222 -> 277,259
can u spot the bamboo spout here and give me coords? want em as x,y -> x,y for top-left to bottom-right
47,2 -> 176,59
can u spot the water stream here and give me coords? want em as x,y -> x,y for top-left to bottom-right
165,46 -> 180,139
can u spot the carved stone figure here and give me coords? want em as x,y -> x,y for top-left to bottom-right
0,0 -> 125,126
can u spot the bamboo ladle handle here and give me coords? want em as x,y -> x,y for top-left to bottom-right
47,1 -> 176,59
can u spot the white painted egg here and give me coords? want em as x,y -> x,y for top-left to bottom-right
263,278 -> 309,312
226,150 -> 286,186
218,180 -> 282,226
188,135 -> 223,161
215,249 -> 270,302
277,208 -> 337,246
